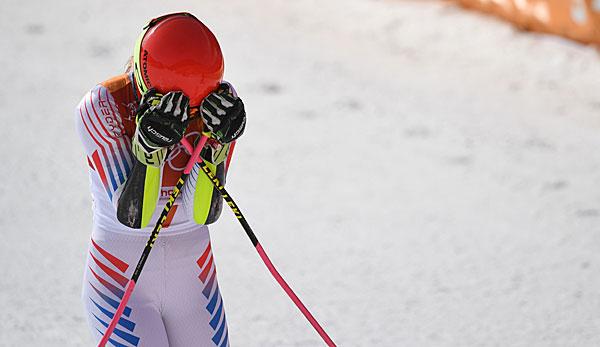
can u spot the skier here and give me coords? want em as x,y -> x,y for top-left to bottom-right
75,12 -> 245,346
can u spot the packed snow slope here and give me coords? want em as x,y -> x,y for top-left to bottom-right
1,0 -> 599,346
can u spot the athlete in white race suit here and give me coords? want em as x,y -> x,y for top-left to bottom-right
76,12 -> 246,347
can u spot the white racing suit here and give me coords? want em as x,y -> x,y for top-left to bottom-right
76,73 -> 232,347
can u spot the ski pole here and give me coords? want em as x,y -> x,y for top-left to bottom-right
98,135 -> 208,347
181,136 -> 337,347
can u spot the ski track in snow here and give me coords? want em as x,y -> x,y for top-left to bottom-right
1,0 -> 600,346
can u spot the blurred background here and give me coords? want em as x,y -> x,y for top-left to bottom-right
1,0 -> 600,346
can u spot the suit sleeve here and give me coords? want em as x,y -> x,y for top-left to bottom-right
181,139 -> 235,225
75,85 -> 161,228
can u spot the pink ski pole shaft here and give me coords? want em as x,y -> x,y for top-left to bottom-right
181,136 -> 336,346
98,136 -> 207,347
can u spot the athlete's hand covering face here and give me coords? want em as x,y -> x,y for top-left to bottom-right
138,89 -> 190,147
132,89 -> 190,167
200,83 -> 246,144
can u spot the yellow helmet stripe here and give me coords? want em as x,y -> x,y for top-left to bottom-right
133,24 -> 151,95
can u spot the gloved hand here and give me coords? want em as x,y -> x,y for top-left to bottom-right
132,89 -> 190,167
200,82 -> 246,144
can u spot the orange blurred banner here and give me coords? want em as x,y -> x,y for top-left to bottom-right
457,0 -> 600,45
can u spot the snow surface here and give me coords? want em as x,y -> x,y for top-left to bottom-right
1,0 -> 600,346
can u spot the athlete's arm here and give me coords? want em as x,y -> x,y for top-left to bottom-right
181,82 -> 245,225
117,90 -> 190,228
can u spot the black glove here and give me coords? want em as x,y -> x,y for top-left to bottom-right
137,89 -> 190,146
200,83 -> 246,143
132,89 -> 190,166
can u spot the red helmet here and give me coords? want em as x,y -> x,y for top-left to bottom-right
133,12 -> 224,106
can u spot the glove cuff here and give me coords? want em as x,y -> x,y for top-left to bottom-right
200,138 -> 230,165
132,127 -> 168,167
